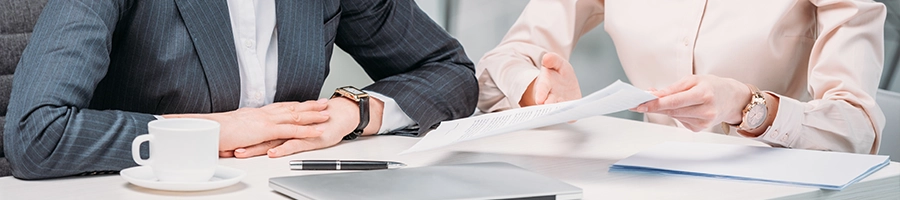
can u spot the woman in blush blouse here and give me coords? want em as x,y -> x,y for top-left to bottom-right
477,0 -> 887,154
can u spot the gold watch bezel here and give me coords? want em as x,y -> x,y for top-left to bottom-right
738,85 -> 767,131
331,86 -> 369,102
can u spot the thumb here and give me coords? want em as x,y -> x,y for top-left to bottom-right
532,68 -> 553,105
541,52 -> 566,71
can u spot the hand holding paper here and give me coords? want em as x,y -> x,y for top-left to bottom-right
401,80 -> 656,154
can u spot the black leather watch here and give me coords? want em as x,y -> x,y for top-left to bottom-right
331,86 -> 369,140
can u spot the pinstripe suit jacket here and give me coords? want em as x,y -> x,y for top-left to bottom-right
4,0 -> 477,179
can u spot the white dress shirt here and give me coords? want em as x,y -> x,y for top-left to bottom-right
225,0 -> 414,134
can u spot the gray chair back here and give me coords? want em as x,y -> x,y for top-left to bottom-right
877,89 -> 900,161
880,0 -> 900,91
0,0 -> 49,177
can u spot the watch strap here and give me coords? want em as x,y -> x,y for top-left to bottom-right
343,96 -> 369,140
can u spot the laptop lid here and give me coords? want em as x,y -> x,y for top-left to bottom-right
269,162 -> 582,200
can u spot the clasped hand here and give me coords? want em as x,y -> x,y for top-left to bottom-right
166,98 -> 366,158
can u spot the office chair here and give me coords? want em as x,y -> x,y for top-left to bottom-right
877,89 -> 900,161
0,0 -> 49,177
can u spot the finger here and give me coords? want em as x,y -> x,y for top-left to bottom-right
219,151 -> 235,158
268,139 -> 320,158
644,89 -> 706,112
632,88 -> 661,112
541,52 -> 566,71
532,68 -> 553,105
265,100 -> 328,113
653,76 -> 698,97
655,104 -> 718,121
632,100 -> 657,112
234,139 -> 287,158
269,110 -> 330,125
273,125 -> 324,139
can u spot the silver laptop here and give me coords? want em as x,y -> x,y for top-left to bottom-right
269,162 -> 583,200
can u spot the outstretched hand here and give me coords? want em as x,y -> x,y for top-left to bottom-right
520,52 -> 582,107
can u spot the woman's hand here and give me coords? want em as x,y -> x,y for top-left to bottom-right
520,52 -> 582,107
632,75 -> 751,132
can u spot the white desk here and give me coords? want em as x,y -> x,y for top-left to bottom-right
1,116 -> 898,199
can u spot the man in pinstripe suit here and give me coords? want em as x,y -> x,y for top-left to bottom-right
4,0 -> 477,179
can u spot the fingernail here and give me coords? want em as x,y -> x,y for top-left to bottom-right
635,106 -> 647,112
317,98 -> 328,104
268,149 -> 276,154
316,127 -> 326,132
235,148 -> 246,153
319,111 -> 329,116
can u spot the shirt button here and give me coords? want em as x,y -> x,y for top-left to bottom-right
243,39 -> 253,48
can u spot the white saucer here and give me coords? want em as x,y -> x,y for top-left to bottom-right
120,165 -> 246,192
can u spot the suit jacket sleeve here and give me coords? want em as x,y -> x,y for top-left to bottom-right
335,0 -> 478,136
3,0 -> 156,180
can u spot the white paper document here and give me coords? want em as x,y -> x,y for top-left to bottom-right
610,141 -> 890,190
400,80 -> 657,154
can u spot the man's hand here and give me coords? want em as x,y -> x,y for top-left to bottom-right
229,96 -> 385,158
164,100 -> 330,152
520,52 -> 582,107
631,75 -> 751,132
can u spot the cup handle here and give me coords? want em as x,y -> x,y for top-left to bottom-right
132,134 -> 153,166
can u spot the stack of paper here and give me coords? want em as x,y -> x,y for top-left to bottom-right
611,141 -> 890,190
400,80 -> 657,154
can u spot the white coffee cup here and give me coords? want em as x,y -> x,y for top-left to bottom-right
132,118 -> 220,182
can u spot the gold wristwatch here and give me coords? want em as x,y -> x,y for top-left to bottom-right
722,84 -> 768,134
331,86 -> 369,140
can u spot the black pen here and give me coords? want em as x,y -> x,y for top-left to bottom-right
290,160 -> 407,170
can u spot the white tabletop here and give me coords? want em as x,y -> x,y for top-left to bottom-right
1,115 -> 898,199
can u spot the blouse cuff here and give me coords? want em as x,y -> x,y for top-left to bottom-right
504,66 -> 541,109
750,92 -> 805,148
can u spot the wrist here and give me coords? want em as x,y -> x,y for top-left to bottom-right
329,96 -> 383,136
739,92 -> 779,137
519,79 -> 538,107
726,82 -> 753,125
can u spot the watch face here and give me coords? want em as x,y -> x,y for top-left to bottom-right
342,86 -> 365,95
745,104 -> 767,129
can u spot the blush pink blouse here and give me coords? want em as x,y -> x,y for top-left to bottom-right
476,0 -> 887,154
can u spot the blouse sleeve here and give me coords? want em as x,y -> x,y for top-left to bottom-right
476,0 -> 605,112
754,0 -> 887,154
